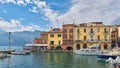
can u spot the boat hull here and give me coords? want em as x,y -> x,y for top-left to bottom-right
74,50 -> 101,55
97,54 -> 117,60
113,63 -> 120,68
11,51 -> 30,55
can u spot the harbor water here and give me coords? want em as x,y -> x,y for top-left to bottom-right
0,46 -> 113,68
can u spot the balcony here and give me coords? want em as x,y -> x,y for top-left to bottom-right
76,32 -> 81,35
88,31 -> 95,35
103,31 -> 108,35
75,40 -> 82,43
87,39 -> 98,42
102,39 -> 111,42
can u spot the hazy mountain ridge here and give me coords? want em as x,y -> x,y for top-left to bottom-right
0,30 -> 40,46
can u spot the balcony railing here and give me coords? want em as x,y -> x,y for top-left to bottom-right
88,31 -> 95,35
75,40 -> 82,42
102,39 -> 111,42
103,31 -> 108,35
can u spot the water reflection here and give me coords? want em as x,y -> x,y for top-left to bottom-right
0,52 -> 113,68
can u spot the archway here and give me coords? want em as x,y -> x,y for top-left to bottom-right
83,44 -> 87,49
66,46 -> 73,50
76,44 -> 80,50
55,46 -> 62,50
104,44 -> 108,49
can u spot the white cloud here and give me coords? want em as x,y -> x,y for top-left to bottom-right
33,0 -> 46,9
29,6 -> 38,13
0,0 -> 16,4
17,0 -> 26,6
1,0 -> 120,28
3,10 -> 7,14
58,0 -> 120,25
0,17 -> 41,32
6,0 -> 16,4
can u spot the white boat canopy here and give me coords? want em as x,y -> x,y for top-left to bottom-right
25,44 -> 47,47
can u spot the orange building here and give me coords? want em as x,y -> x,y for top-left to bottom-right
62,24 -> 74,50
33,32 -> 48,51
34,32 -> 48,44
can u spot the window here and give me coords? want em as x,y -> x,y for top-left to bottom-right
98,36 -> 100,41
42,40 -> 45,43
90,28 -> 93,33
58,41 -> 61,45
84,29 -> 86,33
83,44 -> 87,48
77,29 -> 80,34
105,36 -> 107,41
69,29 -> 73,33
50,34 -> 54,37
63,29 -> 67,32
76,44 -> 80,50
84,36 -> 86,41
50,41 -> 54,45
77,36 -> 80,40
63,34 -> 67,39
58,34 -> 61,37
104,28 -> 107,33
91,36 -> 93,41
69,34 -> 73,39
98,28 -> 100,32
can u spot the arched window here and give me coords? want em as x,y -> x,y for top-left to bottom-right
66,46 -> 73,50
76,44 -> 80,50
104,44 -> 108,49
83,44 -> 87,49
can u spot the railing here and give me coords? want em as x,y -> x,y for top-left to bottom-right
88,31 -> 95,35
103,31 -> 108,35
75,40 -> 111,43
75,40 -> 82,42
102,40 -> 111,42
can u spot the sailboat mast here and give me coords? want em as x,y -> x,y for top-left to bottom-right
8,32 -> 11,51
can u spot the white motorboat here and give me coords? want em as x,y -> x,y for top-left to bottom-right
0,53 -> 10,58
74,45 -> 102,55
11,50 -> 30,55
0,53 -> 5,58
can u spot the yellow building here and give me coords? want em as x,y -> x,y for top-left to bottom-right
48,28 -> 63,50
74,22 -> 113,50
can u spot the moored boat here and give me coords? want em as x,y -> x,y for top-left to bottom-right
0,53 -> 11,58
97,51 -> 120,60
74,45 -> 102,55
11,50 -> 30,55
114,63 -> 120,68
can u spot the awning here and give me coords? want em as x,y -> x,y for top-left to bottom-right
25,44 -> 47,47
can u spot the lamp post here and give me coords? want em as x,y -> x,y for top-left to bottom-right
8,32 -> 11,51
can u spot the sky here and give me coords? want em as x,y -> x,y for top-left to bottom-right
0,0 -> 120,32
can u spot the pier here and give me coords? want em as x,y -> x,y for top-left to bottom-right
0,50 -> 15,54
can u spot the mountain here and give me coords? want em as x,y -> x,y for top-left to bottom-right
0,30 -> 40,46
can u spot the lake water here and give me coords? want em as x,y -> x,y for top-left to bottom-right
0,46 -> 113,68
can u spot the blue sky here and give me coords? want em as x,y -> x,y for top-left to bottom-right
0,0 -> 120,32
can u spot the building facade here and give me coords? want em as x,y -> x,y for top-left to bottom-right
111,25 -> 120,48
34,32 -> 48,44
47,28 -> 63,50
62,24 -> 74,50
74,22 -> 113,50
33,32 -> 48,50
